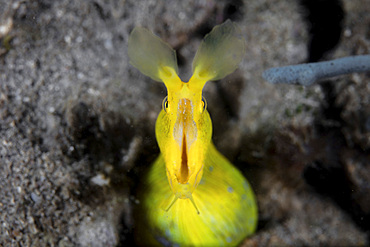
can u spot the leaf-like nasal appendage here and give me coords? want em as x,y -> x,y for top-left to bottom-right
191,20 -> 246,84
128,27 -> 179,82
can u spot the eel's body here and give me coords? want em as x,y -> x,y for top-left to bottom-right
129,20 -> 258,246
138,143 -> 257,246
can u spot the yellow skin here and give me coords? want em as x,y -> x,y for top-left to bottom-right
128,20 -> 258,246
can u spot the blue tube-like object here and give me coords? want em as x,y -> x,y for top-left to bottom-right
262,55 -> 370,86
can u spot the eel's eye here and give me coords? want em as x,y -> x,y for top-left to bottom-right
201,96 -> 207,112
162,96 -> 169,112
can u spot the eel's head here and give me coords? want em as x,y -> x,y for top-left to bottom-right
128,20 -> 246,211
155,68 -> 212,202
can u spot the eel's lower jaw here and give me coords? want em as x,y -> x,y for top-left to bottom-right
164,184 -> 200,215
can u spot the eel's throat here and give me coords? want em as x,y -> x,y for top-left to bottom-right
179,134 -> 189,183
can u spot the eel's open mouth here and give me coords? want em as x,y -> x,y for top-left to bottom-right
174,98 -> 196,184
179,134 -> 189,184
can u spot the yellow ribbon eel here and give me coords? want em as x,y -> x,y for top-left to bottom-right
128,20 -> 258,246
